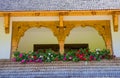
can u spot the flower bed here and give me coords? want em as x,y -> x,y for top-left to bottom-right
12,48 -> 115,63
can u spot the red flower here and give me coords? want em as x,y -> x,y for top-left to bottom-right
89,55 -> 94,61
83,58 -> 86,61
28,55 -> 31,58
55,58 -> 58,61
79,54 -> 84,59
86,49 -> 88,52
77,50 -> 81,53
33,56 -> 37,60
76,53 -> 79,57
77,54 -> 85,60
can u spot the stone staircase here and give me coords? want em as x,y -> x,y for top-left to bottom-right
0,59 -> 120,78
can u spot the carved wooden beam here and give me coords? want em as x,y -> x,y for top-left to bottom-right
112,14 -> 118,32
0,10 -> 120,17
4,13 -> 10,34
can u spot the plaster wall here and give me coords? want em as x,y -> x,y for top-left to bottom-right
0,17 -> 11,59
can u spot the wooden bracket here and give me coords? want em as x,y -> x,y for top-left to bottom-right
4,13 -> 10,34
59,14 -> 64,27
112,14 -> 118,32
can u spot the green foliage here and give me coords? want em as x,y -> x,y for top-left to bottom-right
13,48 -> 115,63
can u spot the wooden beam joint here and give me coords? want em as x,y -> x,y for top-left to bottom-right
4,13 -> 10,34
59,13 -> 64,27
112,13 -> 118,32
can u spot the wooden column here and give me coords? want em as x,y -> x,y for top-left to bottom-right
58,29 -> 65,55
58,14 -> 65,55
59,40 -> 64,55
4,13 -> 10,34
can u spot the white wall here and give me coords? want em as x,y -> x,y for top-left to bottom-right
18,27 -> 58,52
111,15 -> 120,57
0,17 -> 11,59
65,26 -> 106,50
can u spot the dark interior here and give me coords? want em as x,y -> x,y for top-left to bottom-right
34,44 -> 88,52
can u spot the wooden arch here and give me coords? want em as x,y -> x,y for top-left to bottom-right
12,21 -> 59,53
12,20 -> 113,56
64,20 -> 112,55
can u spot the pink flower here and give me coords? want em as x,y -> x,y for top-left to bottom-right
63,57 -> 67,61
21,59 -> 25,63
12,58 -> 16,62
69,56 -> 72,60
36,59 -> 42,63
39,59 -> 42,63
19,53 -> 23,58
29,59 -> 33,62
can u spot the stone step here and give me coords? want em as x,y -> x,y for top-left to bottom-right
0,58 -> 120,63
0,59 -> 120,64
0,59 -> 120,78
0,66 -> 120,78
0,62 -> 120,67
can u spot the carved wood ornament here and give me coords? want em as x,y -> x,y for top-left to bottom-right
12,20 -> 113,55
4,13 -> 10,33
112,13 -> 118,32
3,10 -> 119,34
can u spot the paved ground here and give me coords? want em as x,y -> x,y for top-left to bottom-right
0,59 -> 120,78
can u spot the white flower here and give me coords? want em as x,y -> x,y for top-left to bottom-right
51,55 -> 53,57
31,56 -> 33,58
96,52 -> 99,54
96,48 -> 101,52
48,53 -> 51,55
39,55 -> 43,58
47,57 -> 50,59
96,48 -> 100,54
